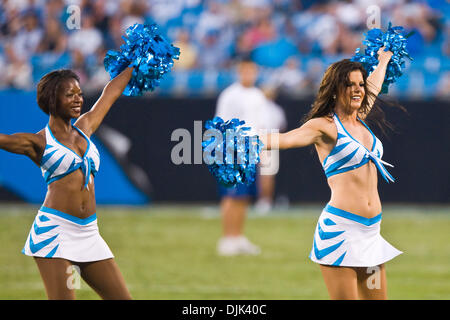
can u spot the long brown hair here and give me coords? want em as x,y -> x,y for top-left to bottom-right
302,59 -> 396,135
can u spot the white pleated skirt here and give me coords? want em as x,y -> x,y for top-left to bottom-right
309,204 -> 402,267
22,206 -> 114,262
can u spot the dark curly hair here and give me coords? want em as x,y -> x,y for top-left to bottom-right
36,69 -> 80,115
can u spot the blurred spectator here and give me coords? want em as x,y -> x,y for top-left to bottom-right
3,9 -> 42,89
255,84 -> 287,214
291,3 -> 340,55
120,0 -> 147,32
215,58 -> 266,256
333,0 -> 365,31
194,0 -> 231,45
36,17 -> 67,54
85,47 -> 111,93
251,36 -> 298,68
304,58 -> 325,92
2,0 -> 30,12
147,0 -> 185,26
69,48 -> 88,85
104,14 -> 125,50
0,2 -> 19,38
68,12 -> 103,58
197,29 -> 231,70
91,0 -> 111,35
6,10 -> 42,62
173,29 -> 198,70
233,32 -> 253,60
337,25 -> 361,55
442,23 -> 450,57
260,86 -> 287,134
239,0 -> 273,26
307,5 -> 340,55
0,50 -> 7,89
436,71 -> 450,99
43,0 -> 65,24
232,15 -> 278,62
0,0 -> 448,98
395,1 -> 439,43
391,1 -> 441,55
290,6 -> 315,54
267,57 -> 308,96
240,17 -> 276,51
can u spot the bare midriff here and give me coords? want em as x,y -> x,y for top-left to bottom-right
326,161 -> 381,218
42,169 -> 96,219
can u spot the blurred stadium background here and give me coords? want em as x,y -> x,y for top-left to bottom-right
0,0 -> 449,299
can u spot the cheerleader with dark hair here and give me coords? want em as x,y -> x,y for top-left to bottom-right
0,67 -> 134,299
1,21 -> 179,300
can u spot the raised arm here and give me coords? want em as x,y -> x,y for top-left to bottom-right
0,132 -> 45,165
74,67 -> 134,136
261,117 -> 327,150
360,47 -> 393,119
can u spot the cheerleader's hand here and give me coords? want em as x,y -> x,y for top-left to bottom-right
377,47 -> 393,64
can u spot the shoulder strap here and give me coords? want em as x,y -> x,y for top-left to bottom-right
332,113 -> 346,136
44,125 -> 54,145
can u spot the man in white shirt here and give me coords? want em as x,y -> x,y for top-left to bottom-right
215,58 -> 267,256
255,85 -> 287,214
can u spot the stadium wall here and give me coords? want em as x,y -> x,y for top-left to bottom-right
0,92 -> 449,204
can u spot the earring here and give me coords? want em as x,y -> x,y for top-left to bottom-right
333,95 -> 336,99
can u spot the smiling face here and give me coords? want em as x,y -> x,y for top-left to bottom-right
337,70 -> 366,113
56,78 -> 83,119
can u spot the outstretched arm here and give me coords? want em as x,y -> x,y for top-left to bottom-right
360,47 -> 393,119
0,133 -> 45,165
74,67 -> 134,136
261,118 -> 326,150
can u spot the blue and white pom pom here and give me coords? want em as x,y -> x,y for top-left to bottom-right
104,23 -> 180,96
351,22 -> 413,94
202,117 -> 264,187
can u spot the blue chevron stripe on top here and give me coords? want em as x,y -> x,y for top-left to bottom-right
322,113 -> 395,183
40,149 -> 57,165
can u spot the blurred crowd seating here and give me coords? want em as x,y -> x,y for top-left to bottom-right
0,0 -> 449,99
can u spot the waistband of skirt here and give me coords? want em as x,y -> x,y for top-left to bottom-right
39,206 -> 97,225
324,204 -> 382,226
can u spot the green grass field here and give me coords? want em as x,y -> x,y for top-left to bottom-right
0,204 -> 449,300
